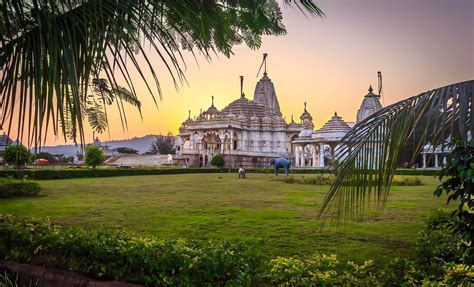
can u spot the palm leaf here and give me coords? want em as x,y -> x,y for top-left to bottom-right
320,80 -> 474,223
0,0 -> 323,147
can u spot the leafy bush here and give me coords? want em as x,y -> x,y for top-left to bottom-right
266,255 -> 379,286
3,145 -> 32,168
0,179 -> 40,199
414,210 -> 466,278
1,214 -> 473,286
210,155 -> 225,168
283,175 -> 422,186
391,176 -> 423,186
0,215 -> 257,286
84,146 -> 105,168
283,175 -> 334,185
434,144 -> 474,262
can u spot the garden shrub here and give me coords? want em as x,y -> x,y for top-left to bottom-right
0,214 -> 472,286
266,255 -> 379,286
414,210 -> 466,278
391,176 -> 423,186
210,155 -> 225,168
0,215 -> 257,286
434,144 -> 474,263
283,175 -> 422,186
0,179 -> 40,199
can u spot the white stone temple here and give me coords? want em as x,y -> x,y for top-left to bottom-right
177,60 -> 383,168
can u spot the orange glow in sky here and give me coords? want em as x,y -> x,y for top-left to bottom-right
26,0 -> 474,145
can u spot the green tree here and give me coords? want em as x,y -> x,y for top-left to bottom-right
211,155 -> 225,168
0,1 -> 323,146
149,133 -> 176,155
4,144 -> 32,169
84,146 -> 105,169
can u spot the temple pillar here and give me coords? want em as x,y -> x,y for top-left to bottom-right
302,145 -> 306,167
319,143 -> 325,167
422,153 -> 427,168
295,145 -> 300,167
312,145 -> 318,167
434,154 -> 439,168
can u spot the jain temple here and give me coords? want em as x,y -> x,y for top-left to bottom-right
176,58 -> 383,168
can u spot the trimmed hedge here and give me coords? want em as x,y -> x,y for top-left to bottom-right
283,175 -> 423,186
0,167 -> 439,180
0,179 -> 41,198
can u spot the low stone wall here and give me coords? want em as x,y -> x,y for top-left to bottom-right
0,261 -> 142,287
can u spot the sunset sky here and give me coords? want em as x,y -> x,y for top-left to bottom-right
45,0 -> 472,145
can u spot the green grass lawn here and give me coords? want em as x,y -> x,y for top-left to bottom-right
0,173 -> 449,264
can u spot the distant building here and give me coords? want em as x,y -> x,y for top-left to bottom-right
177,58 -> 383,168
291,86 -> 383,168
177,69 -> 303,167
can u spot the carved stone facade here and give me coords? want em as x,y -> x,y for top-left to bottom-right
177,67 -> 383,168
177,71 -> 303,167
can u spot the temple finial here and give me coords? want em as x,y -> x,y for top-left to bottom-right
304,102 -> 307,112
368,85 -> 373,93
291,115 -> 294,122
240,76 -> 244,98
334,111 -> 337,116
256,53 -> 268,77
188,110 -> 191,119
211,96 -> 214,106
263,53 -> 268,75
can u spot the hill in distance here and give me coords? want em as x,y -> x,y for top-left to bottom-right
39,135 -> 159,156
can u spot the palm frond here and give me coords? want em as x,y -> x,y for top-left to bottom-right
85,95 -> 108,135
0,0 -> 323,147
320,80 -> 474,223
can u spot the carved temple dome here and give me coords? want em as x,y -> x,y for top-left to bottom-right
221,96 -> 272,118
205,96 -> 219,115
314,112 -> 351,142
356,85 -> 383,122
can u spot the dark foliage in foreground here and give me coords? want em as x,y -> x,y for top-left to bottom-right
0,212 -> 473,286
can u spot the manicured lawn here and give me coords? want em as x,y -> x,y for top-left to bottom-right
0,173 -> 449,264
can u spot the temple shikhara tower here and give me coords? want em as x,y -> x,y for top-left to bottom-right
177,56 -> 383,168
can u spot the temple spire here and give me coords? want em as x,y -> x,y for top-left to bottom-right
304,102 -> 307,112
368,85 -> 373,93
211,96 -> 214,106
188,110 -> 191,119
240,76 -> 245,98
